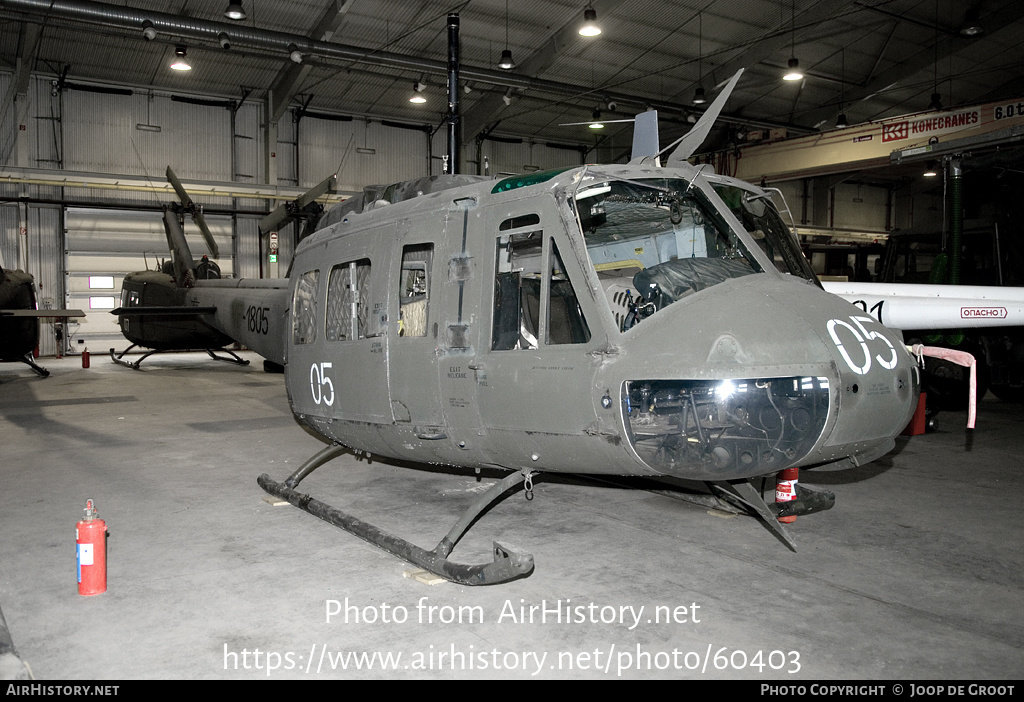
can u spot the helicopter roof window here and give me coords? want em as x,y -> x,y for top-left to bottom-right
571,175 -> 762,332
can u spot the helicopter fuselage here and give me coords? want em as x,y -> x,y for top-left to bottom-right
280,164 -> 919,482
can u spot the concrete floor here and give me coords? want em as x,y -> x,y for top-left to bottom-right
1,352 -> 1021,680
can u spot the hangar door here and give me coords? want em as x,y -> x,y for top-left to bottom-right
65,208 -> 233,354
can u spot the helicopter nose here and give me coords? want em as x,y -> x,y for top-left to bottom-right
754,278 -> 919,463
618,276 -> 918,480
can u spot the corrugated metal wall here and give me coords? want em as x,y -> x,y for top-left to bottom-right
482,139 -> 584,176
63,89 -> 233,181
0,202 -> 19,271
0,73 -> 12,167
23,205 -> 63,356
300,116 -> 432,190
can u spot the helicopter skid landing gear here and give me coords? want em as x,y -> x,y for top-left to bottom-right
708,479 -> 835,552
19,352 -> 49,377
110,345 -> 250,369
205,348 -> 250,366
257,446 -> 535,586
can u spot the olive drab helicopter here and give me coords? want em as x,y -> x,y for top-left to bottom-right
0,260 -> 84,377
238,68 -> 925,586
110,168 -> 341,370
109,166 -> 305,370
107,68 -> 941,585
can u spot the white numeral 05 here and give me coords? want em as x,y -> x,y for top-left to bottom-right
309,362 -> 335,406
827,315 -> 898,375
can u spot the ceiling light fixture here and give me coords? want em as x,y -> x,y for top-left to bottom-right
693,12 -> 706,105
836,112 -> 849,129
141,20 -> 156,41
409,82 -> 427,104
783,57 -> 803,81
782,0 -> 802,81
923,160 -> 938,177
170,46 -> 191,71
589,109 -> 604,129
498,0 -> 515,69
579,6 -> 601,37
960,8 -> 983,37
224,2 -> 246,21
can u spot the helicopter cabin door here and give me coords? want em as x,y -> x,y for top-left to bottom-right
476,197 -> 600,464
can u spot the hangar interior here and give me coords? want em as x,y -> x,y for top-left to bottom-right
2,0 -> 1023,680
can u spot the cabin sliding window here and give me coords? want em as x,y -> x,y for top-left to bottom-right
326,259 -> 371,341
398,244 -> 433,337
292,269 -> 319,345
492,215 -> 590,350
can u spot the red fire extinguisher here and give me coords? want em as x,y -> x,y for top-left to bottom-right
775,467 -> 799,524
76,499 -> 107,595
81,346 -> 90,369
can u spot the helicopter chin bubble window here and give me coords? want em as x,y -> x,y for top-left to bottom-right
622,376 -> 831,480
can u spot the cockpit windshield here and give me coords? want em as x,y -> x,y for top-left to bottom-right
570,172 -> 764,332
711,182 -> 819,285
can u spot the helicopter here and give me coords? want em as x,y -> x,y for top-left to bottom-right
109,69 -> 990,586
0,261 -> 84,377
109,168 -> 342,371
242,70 -> 929,585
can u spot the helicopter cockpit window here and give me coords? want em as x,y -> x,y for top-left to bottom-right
398,244 -> 432,337
292,269 -> 319,345
572,176 -> 762,332
491,218 -> 590,350
711,183 -> 818,284
326,259 -> 372,341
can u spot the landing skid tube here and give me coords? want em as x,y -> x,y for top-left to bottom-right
18,353 -> 49,377
257,445 -> 534,586
109,345 -> 250,369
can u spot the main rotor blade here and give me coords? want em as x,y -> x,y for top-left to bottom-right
629,110 -> 661,163
664,68 -> 744,166
166,166 -> 194,209
192,208 -> 219,260
259,173 -> 338,235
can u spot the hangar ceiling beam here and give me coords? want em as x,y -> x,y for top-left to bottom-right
0,21 -> 43,167
674,0 -> 858,120
268,0 -> 355,124
460,0 -> 633,142
798,1 -> 1024,130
